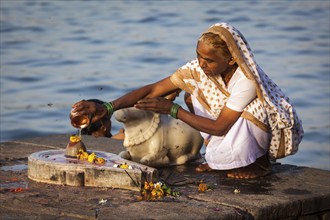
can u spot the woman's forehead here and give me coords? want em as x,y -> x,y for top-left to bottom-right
197,41 -> 223,58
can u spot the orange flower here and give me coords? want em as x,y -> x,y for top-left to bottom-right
95,157 -> 105,165
198,183 -> 208,192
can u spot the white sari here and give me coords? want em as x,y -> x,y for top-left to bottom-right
190,68 -> 270,169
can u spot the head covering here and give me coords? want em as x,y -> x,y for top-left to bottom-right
172,23 -> 304,159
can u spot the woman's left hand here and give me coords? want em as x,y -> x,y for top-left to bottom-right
134,97 -> 173,114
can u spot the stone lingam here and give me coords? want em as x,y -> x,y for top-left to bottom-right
64,134 -> 87,158
28,135 -> 157,191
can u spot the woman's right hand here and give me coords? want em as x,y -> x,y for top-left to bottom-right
71,100 -> 108,123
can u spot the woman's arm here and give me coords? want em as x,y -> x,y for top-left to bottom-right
112,77 -> 179,110
71,77 -> 178,123
136,97 -> 242,136
177,106 -> 242,136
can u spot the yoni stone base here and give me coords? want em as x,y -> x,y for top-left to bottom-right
28,150 -> 157,191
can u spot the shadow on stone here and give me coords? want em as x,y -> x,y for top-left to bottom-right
282,188 -> 312,195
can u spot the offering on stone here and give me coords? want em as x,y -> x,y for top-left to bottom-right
76,149 -> 106,165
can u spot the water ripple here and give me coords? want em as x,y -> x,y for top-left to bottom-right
5,58 -> 82,67
4,75 -> 42,83
61,36 -> 91,42
129,41 -> 161,47
280,26 -> 307,32
135,56 -> 176,64
1,26 -> 45,33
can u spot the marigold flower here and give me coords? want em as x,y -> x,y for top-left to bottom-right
95,157 -> 105,165
87,152 -> 96,163
70,135 -> 81,143
198,183 -> 208,192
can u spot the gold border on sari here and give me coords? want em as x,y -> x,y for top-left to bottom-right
241,111 -> 270,133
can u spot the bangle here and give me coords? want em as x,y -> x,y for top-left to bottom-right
103,102 -> 114,116
170,103 -> 181,119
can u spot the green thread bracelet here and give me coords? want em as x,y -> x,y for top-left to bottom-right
170,103 -> 181,119
103,102 -> 114,116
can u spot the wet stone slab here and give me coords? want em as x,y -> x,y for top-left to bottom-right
0,135 -> 329,220
186,165 -> 330,220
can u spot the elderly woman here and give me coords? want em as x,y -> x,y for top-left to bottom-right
72,23 -> 303,179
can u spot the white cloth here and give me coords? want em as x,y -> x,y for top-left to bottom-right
226,67 -> 256,112
192,95 -> 270,170
205,118 -> 270,170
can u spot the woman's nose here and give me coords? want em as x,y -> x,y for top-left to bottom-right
199,59 -> 207,68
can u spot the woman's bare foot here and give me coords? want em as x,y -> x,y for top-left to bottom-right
195,163 -> 213,172
226,154 -> 271,179
111,128 -> 125,140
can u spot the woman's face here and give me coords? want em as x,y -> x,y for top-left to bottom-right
196,41 -> 230,77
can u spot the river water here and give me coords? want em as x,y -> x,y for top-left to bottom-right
1,1 -> 329,170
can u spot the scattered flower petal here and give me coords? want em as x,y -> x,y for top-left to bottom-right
198,183 -> 208,192
98,198 -> 107,205
9,188 -> 26,192
234,189 -> 240,194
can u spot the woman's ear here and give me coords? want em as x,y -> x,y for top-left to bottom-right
228,57 -> 236,65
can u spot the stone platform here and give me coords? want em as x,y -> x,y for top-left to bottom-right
0,134 -> 329,220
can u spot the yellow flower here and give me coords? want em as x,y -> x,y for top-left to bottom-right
139,181 -> 178,201
151,189 -> 157,196
119,163 -> 129,169
77,149 -> 89,160
82,151 -> 89,159
87,152 -> 96,163
156,189 -> 164,197
151,188 -> 164,199
144,182 -> 150,190
70,135 -> 81,143
154,182 -> 162,189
